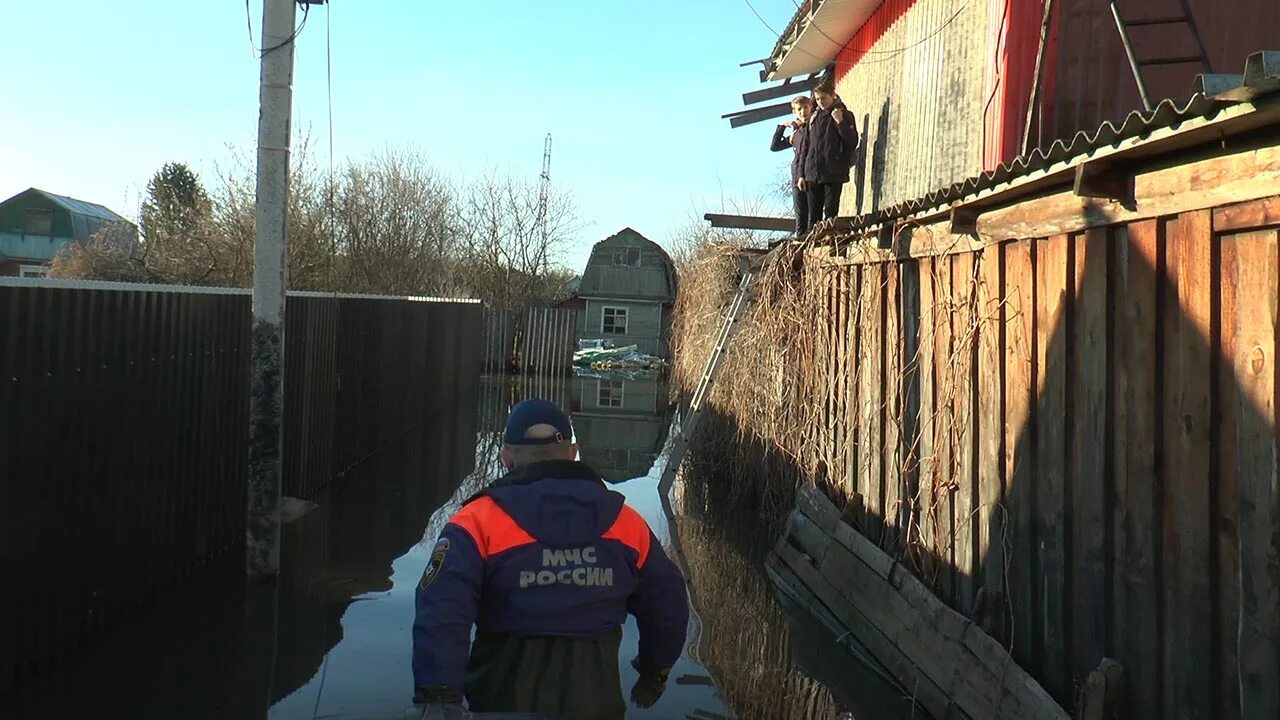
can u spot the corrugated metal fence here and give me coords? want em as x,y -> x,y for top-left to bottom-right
515,307 -> 577,375
0,281 -> 483,692
482,306 -> 577,375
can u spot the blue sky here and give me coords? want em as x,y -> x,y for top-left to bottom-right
0,1 -> 800,272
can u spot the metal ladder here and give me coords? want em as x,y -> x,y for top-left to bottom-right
1108,0 -> 1213,111
658,260 -> 759,495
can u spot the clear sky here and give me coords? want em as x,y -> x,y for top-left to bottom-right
0,1 -> 801,273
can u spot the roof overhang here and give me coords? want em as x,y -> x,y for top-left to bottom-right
768,0 -> 884,81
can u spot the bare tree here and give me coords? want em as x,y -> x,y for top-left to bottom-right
333,149 -> 461,296
458,171 -> 581,309
48,221 -> 146,282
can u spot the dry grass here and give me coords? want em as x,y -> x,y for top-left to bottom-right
671,239 -> 844,519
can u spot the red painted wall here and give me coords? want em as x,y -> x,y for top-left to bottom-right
832,0 -> 917,82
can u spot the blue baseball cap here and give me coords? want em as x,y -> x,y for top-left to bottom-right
504,399 -> 573,446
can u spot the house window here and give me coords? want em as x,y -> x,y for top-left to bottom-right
23,209 -> 53,236
612,247 -> 641,267
19,264 -> 48,279
601,306 -> 628,334
598,379 -> 624,408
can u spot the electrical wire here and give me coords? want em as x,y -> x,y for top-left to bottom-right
743,0 -> 970,70
244,0 -> 312,58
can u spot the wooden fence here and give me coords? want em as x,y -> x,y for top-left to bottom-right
0,282 -> 483,692
794,197 -> 1278,716
680,107 -> 1280,717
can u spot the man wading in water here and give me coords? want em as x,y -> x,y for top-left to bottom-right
412,399 -> 690,719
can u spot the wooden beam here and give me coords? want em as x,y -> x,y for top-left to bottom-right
822,142 -> 1280,267
702,213 -> 794,232
1213,195 -> 1280,232
725,101 -> 793,128
742,76 -> 820,106
1072,161 -> 1134,204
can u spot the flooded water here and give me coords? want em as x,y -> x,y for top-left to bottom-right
1,373 -> 916,719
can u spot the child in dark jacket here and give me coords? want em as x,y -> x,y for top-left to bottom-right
802,80 -> 859,227
770,95 -> 815,237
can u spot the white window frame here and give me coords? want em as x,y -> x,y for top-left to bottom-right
18,264 -> 48,279
597,379 -> 624,408
601,306 -> 628,335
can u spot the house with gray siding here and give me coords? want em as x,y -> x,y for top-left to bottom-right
0,188 -> 136,277
574,228 -> 677,359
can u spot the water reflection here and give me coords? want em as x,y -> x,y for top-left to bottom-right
1,372 -> 897,720
569,375 -> 671,483
0,398 -> 479,720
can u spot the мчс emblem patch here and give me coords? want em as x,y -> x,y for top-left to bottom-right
418,537 -> 451,591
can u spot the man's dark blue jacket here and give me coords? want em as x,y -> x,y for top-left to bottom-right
412,460 -> 690,716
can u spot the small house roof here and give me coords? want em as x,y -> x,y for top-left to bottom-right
576,228 -> 678,303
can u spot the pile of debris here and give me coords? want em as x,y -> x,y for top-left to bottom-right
572,344 -> 667,378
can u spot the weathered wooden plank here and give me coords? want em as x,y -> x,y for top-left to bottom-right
1229,229 -> 1279,720
769,541 -> 956,718
817,536 -> 1009,720
933,256 -> 957,604
795,483 -> 841,532
884,262 -> 904,554
1070,228 -> 1109,685
787,509 -> 834,564
1003,240 -> 1037,670
976,246 -> 1005,619
1216,231 -> 1242,720
1213,195 -> 1280,234
847,266 -> 863,497
829,266 -> 839,474
836,268 -> 850,489
863,264 -> 886,544
1161,210 -> 1214,720
1113,220 -> 1163,720
1035,234 -> 1070,700
702,212 -> 795,232
901,259 -> 923,558
952,252 -> 978,616
977,143 -> 1280,245
916,257 -> 938,585
835,145 -> 1280,268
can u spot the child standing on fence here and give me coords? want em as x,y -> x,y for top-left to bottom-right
771,95 -> 815,238
801,79 -> 859,228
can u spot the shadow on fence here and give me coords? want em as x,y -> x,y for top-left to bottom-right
0,281 -> 484,693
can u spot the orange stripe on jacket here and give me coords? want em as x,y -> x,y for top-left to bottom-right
449,497 -> 536,560
602,504 -> 652,569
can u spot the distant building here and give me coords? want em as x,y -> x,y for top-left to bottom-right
0,188 -> 136,277
574,228 -> 678,358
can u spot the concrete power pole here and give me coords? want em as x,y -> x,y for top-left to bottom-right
247,0 -> 298,579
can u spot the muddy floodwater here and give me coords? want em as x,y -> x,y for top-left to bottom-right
1,375 -> 917,719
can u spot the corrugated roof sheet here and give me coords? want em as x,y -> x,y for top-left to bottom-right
38,190 -> 130,224
835,50 -> 1280,234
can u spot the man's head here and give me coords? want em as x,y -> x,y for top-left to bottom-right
790,95 -> 814,123
500,398 -> 578,471
813,79 -> 838,110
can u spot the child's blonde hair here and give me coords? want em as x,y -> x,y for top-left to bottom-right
790,95 -> 814,109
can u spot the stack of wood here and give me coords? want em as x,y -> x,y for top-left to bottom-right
766,485 -> 1070,720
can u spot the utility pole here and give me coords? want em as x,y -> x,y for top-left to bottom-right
247,0 -> 298,579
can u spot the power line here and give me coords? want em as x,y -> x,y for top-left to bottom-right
742,0 -> 780,36
742,0 -> 970,70
244,0 -> 312,58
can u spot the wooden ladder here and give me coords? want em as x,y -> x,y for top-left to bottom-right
658,259 -> 758,495
1108,0 -> 1213,111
